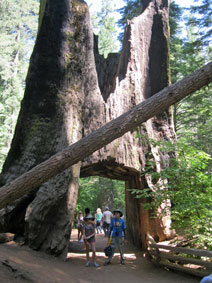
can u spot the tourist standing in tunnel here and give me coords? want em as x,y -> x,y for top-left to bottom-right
102,206 -> 113,237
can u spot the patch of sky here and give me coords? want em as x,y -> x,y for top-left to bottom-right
84,0 -> 200,50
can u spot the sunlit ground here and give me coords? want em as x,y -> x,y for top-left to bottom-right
67,252 -> 136,260
68,229 -> 137,262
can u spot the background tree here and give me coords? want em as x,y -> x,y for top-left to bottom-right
189,0 -> 212,53
0,0 -> 39,169
174,1 -> 212,155
169,1 -> 184,83
91,0 -> 119,58
76,177 -> 125,217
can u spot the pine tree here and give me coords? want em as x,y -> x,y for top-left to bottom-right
189,0 -> 212,53
95,0 -> 119,58
0,0 -> 39,169
169,1 -> 184,83
175,2 -> 212,155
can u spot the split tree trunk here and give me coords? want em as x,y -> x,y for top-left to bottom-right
0,0 -> 211,256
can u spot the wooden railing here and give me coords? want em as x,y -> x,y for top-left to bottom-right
146,234 -> 212,278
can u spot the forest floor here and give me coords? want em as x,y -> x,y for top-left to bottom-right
0,229 -> 200,283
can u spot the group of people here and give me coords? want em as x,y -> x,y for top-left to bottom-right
76,206 -> 126,267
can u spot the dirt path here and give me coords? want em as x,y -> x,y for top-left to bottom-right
0,230 -> 199,282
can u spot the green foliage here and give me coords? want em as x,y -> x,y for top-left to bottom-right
189,0 -> 212,51
0,0 -> 39,170
117,0 -> 142,26
173,31 -> 212,154
169,1 -> 185,83
76,177 -> 125,216
176,84 -> 212,155
91,0 -> 118,58
170,1 -> 212,156
131,139 -> 212,248
117,0 -> 142,42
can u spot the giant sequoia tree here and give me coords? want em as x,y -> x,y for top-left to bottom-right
0,0 -> 212,257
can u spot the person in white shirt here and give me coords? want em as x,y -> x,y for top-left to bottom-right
102,206 -> 113,237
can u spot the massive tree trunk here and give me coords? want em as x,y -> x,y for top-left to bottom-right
0,0 -> 95,257
0,0 -> 211,256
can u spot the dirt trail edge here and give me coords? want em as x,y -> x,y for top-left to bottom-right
0,230 -> 199,283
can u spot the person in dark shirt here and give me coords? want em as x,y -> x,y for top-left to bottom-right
84,207 -> 90,217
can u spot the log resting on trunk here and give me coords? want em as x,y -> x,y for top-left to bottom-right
0,60 -> 211,250
0,61 -> 211,209
0,0 -> 212,256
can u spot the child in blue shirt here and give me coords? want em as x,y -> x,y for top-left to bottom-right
104,209 -> 126,265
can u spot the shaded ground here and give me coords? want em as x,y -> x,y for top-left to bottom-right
0,229 -> 199,282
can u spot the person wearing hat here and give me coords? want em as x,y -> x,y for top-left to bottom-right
83,213 -> 100,267
104,209 -> 126,265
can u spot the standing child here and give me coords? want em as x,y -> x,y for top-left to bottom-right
83,213 -> 100,267
104,209 -> 126,265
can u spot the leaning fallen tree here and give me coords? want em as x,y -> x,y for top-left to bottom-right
0,61 -> 211,209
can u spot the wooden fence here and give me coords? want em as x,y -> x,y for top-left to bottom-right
146,234 -> 212,278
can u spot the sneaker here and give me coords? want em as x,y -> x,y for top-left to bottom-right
93,262 -> 100,267
120,259 -> 125,265
85,261 -> 90,267
103,260 -> 111,266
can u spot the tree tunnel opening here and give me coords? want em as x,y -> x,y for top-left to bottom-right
76,176 -> 125,221
77,160 -> 144,248
68,177 -> 139,264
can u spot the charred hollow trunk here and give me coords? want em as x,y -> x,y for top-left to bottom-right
0,0 -> 177,256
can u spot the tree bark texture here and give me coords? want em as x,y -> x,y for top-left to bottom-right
0,0 -> 212,256
0,0 -> 95,257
